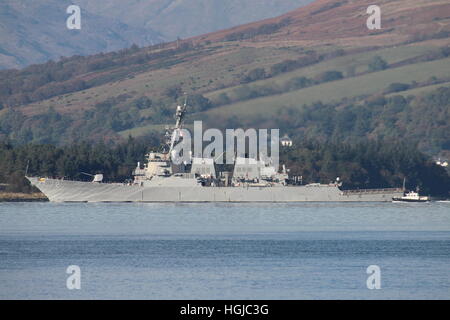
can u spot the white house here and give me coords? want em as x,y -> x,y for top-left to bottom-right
280,135 -> 293,147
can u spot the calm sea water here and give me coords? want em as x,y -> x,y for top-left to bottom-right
0,202 -> 449,300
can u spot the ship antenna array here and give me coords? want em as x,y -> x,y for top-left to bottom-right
168,94 -> 188,158
80,172 -> 94,177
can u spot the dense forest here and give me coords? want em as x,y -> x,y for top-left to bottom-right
270,86 -> 450,156
282,140 -> 450,196
1,84 -> 450,158
0,91 -> 213,145
1,137 -> 449,197
0,136 -> 156,193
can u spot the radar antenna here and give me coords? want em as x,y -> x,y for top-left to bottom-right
168,94 -> 188,159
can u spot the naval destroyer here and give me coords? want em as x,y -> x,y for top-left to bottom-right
27,102 -> 403,202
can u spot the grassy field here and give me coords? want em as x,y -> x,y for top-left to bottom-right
22,44 -> 303,116
202,57 -> 450,119
23,41 -> 444,118
121,54 -> 450,137
114,43 -> 450,137
205,43 -> 443,101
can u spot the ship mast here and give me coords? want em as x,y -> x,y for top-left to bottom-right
167,95 -> 188,159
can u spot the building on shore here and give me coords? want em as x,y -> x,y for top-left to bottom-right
280,135 -> 293,147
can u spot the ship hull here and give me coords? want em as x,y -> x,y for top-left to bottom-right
27,177 -> 403,203
392,198 -> 429,203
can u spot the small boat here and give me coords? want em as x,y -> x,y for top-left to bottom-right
392,191 -> 430,203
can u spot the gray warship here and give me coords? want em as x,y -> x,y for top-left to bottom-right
27,102 -> 403,202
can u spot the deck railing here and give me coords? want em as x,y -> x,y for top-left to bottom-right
342,188 -> 403,195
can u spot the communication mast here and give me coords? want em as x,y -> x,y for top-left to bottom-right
167,94 -> 188,159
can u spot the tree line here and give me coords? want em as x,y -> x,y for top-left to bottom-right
0,136 -> 448,197
0,136 -> 155,193
281,140 -> 450,197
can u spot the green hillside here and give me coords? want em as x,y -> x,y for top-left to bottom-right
0,0 -> 449,162
203,57 -> 450,118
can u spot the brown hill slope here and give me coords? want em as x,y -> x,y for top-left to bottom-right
0,0 -> 312,69
195,0 -> 450,46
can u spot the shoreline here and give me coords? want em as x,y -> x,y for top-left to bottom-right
0,192 -> 49,202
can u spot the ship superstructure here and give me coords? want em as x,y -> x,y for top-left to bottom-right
129,99 -> 289,190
